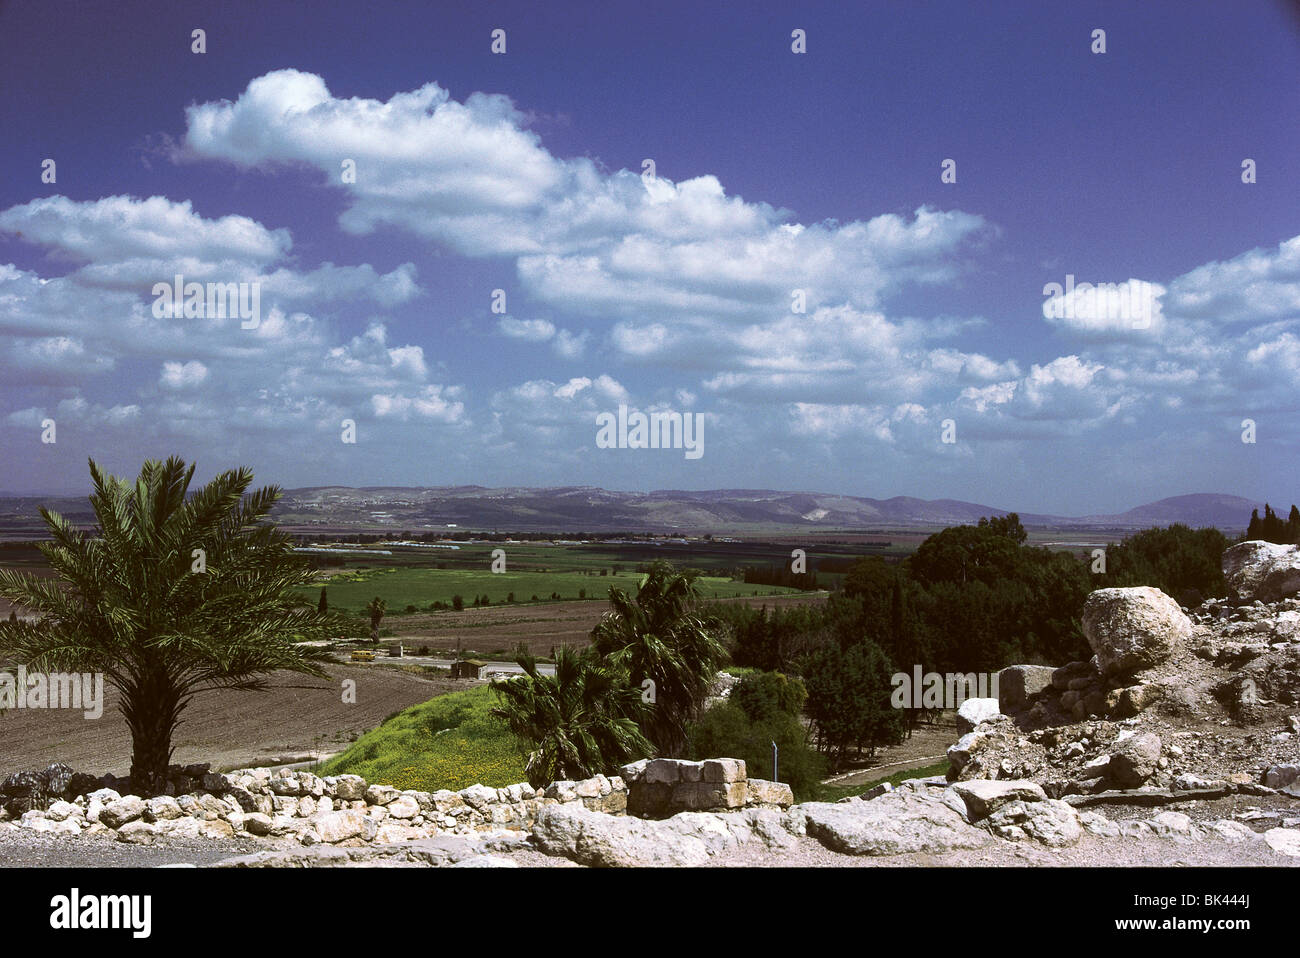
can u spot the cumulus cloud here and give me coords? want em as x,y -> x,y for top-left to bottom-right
183,71 -> 989,326
371,384 -> 466,422
1246,332 -> 1300,381
0,195 -> 289,266
498,317 -> 556,341
7,394 -> 141,428
1164,236 -> 1300,323
1041,277 -> 1166,338
0,70 -> 1296,491
0,193 -> 462,458
159,360 -> 209,389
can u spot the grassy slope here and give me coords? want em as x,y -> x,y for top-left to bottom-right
812,760 -> 951,803
319,683 -> 528,792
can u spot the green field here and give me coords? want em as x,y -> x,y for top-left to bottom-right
318,566 -> 805,612
320,683 -> 528,791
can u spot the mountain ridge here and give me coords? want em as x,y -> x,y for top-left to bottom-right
267,488 -> 1265,532
0,489 -> 1269,533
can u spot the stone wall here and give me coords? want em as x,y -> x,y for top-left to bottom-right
619,758 -> 793,818
0,756 -> 792,848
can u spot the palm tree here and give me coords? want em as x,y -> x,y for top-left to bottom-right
490,645 -> 651,788
0,457 -> 345,795
591,560 -> 726,757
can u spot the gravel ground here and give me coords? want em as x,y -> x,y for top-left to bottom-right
700,832 -> 1299,867
0,829 -> 267,868
2,826 -> 1295,868
1082,792 -> 1300,825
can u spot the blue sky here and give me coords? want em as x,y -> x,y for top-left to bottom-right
1,0 -> 1297,514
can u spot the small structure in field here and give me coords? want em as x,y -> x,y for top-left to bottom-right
450,659 -> 486,680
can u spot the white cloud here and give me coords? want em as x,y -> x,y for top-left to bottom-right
1246,332 -> 1300,380
370,385 -> 465,422
184,72 -> 989,327
1042,277 -> 1166,338
1165,236 -> 1300,323
0,195 -> 289,266
159,360 -> 209,389
498,317 -> 556,341
552,328 -> 588,359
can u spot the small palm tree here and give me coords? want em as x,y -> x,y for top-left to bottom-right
591,560 -> 726,757
0,457 -> 345,795
490,645 -> 651,788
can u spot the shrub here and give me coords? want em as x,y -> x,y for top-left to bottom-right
689,699 -> 824,801
731,670 -> 807,723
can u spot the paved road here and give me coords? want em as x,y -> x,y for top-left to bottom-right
365,655 -> 556,677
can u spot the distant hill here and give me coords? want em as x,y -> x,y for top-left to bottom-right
0,487 -> 1265,535
265,487 -> 1264,533
1072,493 -> 1266,531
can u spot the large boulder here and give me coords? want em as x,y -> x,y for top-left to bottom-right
1264,764 -> 1300,796
956,698 -> 1001,733
98,796 -> 147,829
302,809 -> 369,844
948,780 -> 1046,820
1108,732 -> 1163,788
799,789 -> 990,856
531,804 -> 712,866
745,779 -> 794,808
1264,828 -> 1300,857
985,799 -> 1082,847
1082,587 -> 1190,678
1223,541 -> 1300,603
998,665 -> 1056,712
331,775 -> 367,801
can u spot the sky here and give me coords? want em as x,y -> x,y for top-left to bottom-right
0,0 -> 1297,514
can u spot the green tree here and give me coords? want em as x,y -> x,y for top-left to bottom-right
318,587 -> 328,614
365,596 -> 386,641
591,560 -> 726,757
906,522 -> 1022,588
802,640 -> 904,770
730,670 -> 807,722
978,512 -> 1028,544
1250,504 -> 1300,545
490,645 -> 652,787
1100,524 -> 1229,602
0,457 -> 341,795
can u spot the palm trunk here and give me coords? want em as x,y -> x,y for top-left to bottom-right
124,670 -> 182,796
